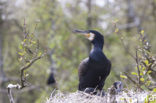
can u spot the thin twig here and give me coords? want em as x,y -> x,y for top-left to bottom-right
7,20 -> 46,103
124,72 -> 137,84
7,84 -> 21,103
120,37 -> 136,60
23,19 -> 29,39
20,53 -> 45,89
7,53 -> 46,103
7,88 -> 14,103
135,49 -> 141,85
114,22 -> 136,60
124,72 -> 143,91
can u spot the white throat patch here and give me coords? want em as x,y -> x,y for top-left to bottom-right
88,33 -> 95,41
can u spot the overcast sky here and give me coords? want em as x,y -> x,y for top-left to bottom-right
15,0 -> 115,7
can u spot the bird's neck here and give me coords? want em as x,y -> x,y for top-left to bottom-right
89,41 -> 104,60
89,44 -> 103,62
92,41 -> 103,50
89,40 -> 104,61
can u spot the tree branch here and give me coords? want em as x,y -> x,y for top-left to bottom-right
20,53 -> 45,89
7,53 -> 45,103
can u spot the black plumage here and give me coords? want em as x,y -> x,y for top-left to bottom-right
74,30 -> 111,94
109,81 -> 123,95
47,73 -> 56,85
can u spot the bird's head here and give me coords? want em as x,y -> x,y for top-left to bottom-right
73,29 -> 104,45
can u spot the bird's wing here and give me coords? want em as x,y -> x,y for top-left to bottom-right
47,73 -> 56,85
98,60 -> 111,89
78,58 -> 89,77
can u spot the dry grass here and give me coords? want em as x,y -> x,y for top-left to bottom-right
46,90 -> 156,103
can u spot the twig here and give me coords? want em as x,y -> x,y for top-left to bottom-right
7,88 -> 14,103
120,37 -> 136,60
114,21 -> 136,60
20,53 -> 45,89
18,85 -> 40,93
7,53 -> 45,103
7,20 -> 46,103
124,72 -> 143,91
23,19 -> 29,39
135,49 -> 141,85
7,84 -> 21,103
124,72 -> 137,84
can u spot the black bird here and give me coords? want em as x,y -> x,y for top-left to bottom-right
113,81 -> 123,93
73,30 -> 111,95
109,81 -> 123,95
47,72 -> 56,85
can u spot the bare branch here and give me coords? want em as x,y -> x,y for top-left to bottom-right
124,72 -> 137,85
124,72 -> 143,91
7,53 -> 45,103
135,49 -> 141,85
120,37 -> 136,60
20,53 -> 46,89
7,84 -> 21,103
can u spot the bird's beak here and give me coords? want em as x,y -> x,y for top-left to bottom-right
73,30 -> 91,38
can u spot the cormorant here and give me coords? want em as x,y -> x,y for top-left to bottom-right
109,81 -> 123,95
113,81 -> 123,93
73,30 -> 111,95
47,72 -> 56,85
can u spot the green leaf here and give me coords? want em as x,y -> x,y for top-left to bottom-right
131,72 -> 138,76
120,75 -> 127,79
140,78 -> 144,82
153,88 -> 156,92
140,72 -> 143,76
18,52 -> 24,56
144,60 -> 150,66
142,67 -> 146,70
31,41 -> 36,44
147,70 -> 152,74
146,80 -> 151,86
23,39 -> 27,42
38,52 -> 42,57
135,65 -> 141,70
115,28 -> 119,33
19,44 -> 23,50
141,30 -> 144,35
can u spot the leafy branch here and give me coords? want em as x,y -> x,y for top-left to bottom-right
7,21 -> 45,103
114,20 -> 156,91
20,52 -> 45,88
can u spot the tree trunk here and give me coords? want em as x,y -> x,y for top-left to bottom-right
0,2 -> 8,102
0,30 -> 8,103
85,0 -> 92,54
126,0 -> 135,32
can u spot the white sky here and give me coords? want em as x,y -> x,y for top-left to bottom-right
15,0 -> 114,7
15,0 -> 24,6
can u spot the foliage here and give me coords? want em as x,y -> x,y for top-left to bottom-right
116,25 -> 156,91
7,24 -> 45,103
